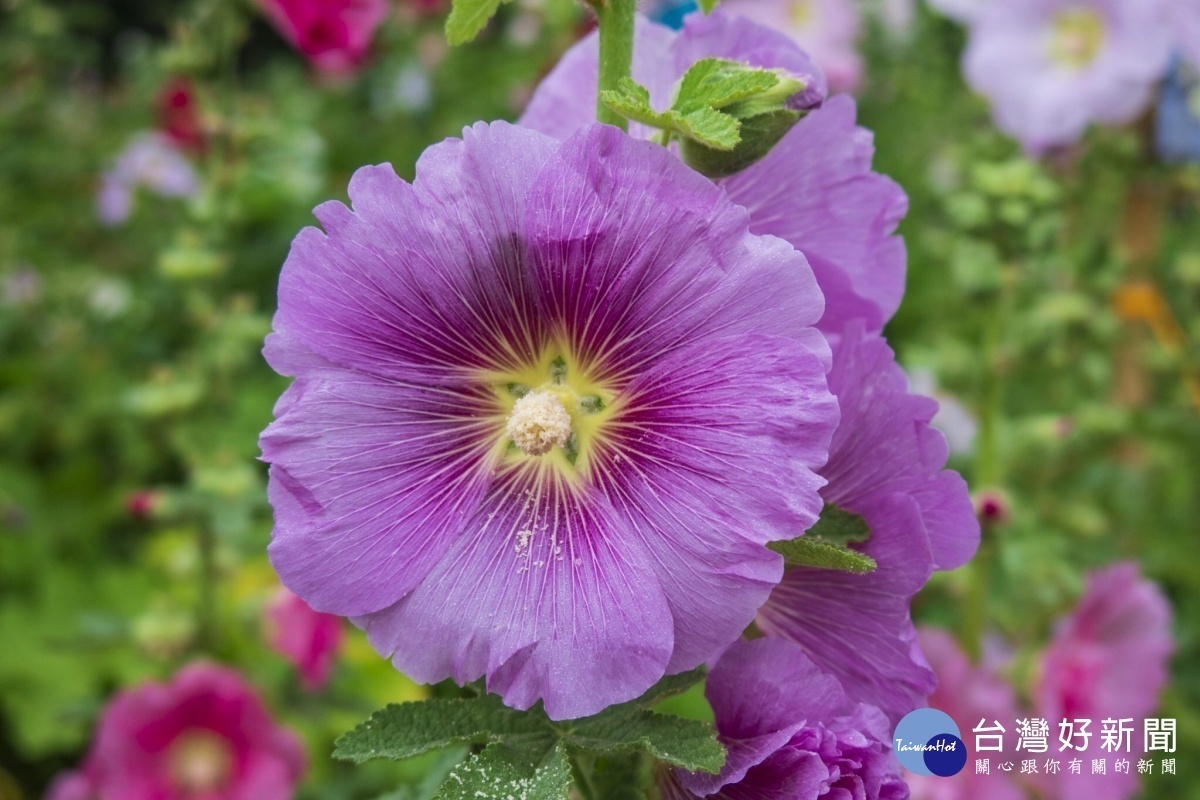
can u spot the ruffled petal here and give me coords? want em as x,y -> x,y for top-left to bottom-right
723,96 -> 907,332
272,123 -> 556,379
757,491 -> 936,724
263,367 -> 496,616
358,469 -> 675,720
525,123 -> 826,380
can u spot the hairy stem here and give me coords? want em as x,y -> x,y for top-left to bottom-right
595,0 -> 636,129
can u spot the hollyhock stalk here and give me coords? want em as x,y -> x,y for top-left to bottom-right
596,0 -> 637,129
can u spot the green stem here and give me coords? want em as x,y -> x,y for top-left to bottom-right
595,0 -> 636,130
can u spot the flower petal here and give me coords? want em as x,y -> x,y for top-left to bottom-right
272,123 -> 557,379
723,96 -> 907,332
358,469 -> 676,720
263,367 -> 496,616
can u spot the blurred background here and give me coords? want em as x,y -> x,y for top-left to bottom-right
1,0 -> 1198,798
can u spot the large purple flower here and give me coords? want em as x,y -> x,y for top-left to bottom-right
662,638 -> 909,800
963,0 -> 1173,151
520,12 -> 908,334
260,121 -> 839,720
756,323 -> 980,723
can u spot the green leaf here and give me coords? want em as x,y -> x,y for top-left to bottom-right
336,671 -> 726,794
673,107 -> 741,151
672,58 -> 779,115
333,695 -> 550,764
626,666 -> 707,708
768,537 -> 877,573
696,0 -> 720,12
599,79 -> 677,130
806,504 -> 871,546
445,0 -> 504,45
765,502 -> 876,573
434,741 -> 571,800
579,752 -> 653,800
566,709 -> 725,773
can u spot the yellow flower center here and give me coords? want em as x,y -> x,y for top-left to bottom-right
1048,8 -> 1106,69
790,0 -> 814,28
167,730 -> 234,795
487,346 -> 618,479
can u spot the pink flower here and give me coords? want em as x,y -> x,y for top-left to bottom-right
260,0 -> 389,74
905,628 -> 1024,800
157,78 -> 206,154
1034,562 -> 1173,800
264,587 -> 344,691
47,662 -> 305,800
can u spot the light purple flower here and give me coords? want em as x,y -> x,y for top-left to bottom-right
963,0 -> 1173,151
47,662 -> 305,800
1033,562 -> 1173,800
97,132 -> 199,226
520,12 -> 908,334
1173,1 -> 1200,68
716,0 -> 864,92
662,638 -> 909,800
263,587 -> 345,691
756,323 -> 979,724
904,628 -> 1024,800
260,121 -> 839,720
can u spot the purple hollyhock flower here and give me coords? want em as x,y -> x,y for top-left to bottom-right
715,0 -> 864,92
904,628 -> 1023,800
519,12 -> 908,334
662,638 -> 909,800
756,323 -> 980,724
264,587 -> 345,691
46,662 -> 305,800
963,0 -> 1173,152
1033,562 -> 1173,800
260,121 -> 839,720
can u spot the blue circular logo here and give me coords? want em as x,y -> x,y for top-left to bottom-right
892,708 -> 965,777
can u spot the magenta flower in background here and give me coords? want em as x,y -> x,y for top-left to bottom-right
260,0 -> 388,74
756,324 -> 979,724
96,132 -> 199,227
904,628 -> 1024,800
47,662 -> 305,800
963,0 -> 1173,151
264,587 -> 344,691
661,638 -> 908,800
521,12 -> 909,333
1034,562 -> 1173,800
716,0 -> 863,91
260,121 -> 839,720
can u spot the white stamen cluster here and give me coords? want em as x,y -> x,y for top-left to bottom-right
506,391 -> 572,456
